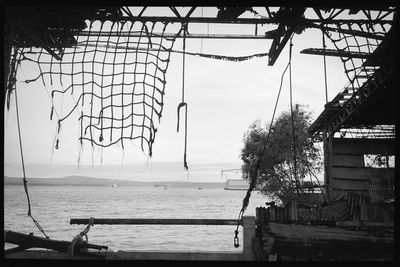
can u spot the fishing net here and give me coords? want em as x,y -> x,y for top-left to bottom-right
14,20 -> 179,157
323,18 -> 392,88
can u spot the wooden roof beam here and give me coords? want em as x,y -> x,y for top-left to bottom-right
267,7 -> 306,66
300,48 -> 371,59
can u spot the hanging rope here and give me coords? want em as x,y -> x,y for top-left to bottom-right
234,35 -> 293,247
288,37 -> 300,197
177,23 -> 189,170
170,49 -> 269,62
14,74 -> 49,239
322,26 -> 329,103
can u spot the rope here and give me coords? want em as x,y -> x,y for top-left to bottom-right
170,49 -> 269,62
288,37 -> 300,197
14,71 -> 49,239
322,27 -> 329,103
177,23 -> 189,170
67,217 -> 94,257
234,35 -> 293,247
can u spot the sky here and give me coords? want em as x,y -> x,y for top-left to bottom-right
3,7 -> 350,180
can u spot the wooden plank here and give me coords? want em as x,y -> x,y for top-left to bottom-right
331,188 -> 368,192
333,154 -> 364,167
331,179 -> 368,191
5,250 -> 246,261
332,167 -> 394,180
333,138 -> 395,155
336,221 -> 393,228
264,223 -> 393,241
70,218 -> 241,225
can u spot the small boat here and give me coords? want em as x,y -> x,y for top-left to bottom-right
112,184 -> 118,188
198,187 -> 203,190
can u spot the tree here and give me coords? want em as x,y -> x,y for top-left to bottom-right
240,104 -> 322,205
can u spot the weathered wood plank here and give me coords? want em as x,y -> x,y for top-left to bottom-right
264,223 -> 393,242
333,154 -> 364,167
331,179 -> 368,191
336,221 -> 394,228
333,138 -> 395,155
70,218 -> 241,225
332,167 -> 394,180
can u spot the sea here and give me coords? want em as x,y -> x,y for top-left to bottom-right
4,183 -> 268,253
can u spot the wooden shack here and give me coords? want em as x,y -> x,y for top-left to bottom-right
307,13 -> 396,213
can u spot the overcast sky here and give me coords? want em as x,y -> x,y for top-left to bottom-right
4,7 -> 350,180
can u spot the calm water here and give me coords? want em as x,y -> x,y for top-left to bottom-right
4,184 -> 268,252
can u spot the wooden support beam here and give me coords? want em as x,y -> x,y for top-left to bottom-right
87,14 -> 393,25
74,31 -> 272,39
70,218 -> 242,226
267,7 -> 306,66
301,48 -> 371,59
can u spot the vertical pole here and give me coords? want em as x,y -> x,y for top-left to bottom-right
242,216 -> 256,260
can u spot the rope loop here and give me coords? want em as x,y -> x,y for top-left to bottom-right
68,217 -> 94,258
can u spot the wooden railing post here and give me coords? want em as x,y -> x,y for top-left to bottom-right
242,216 -> 256,260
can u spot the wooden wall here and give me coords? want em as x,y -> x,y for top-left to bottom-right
329,138 -> 395,199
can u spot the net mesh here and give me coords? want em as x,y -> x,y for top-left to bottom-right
323,16 -> 392,89
17,20 -> 179,157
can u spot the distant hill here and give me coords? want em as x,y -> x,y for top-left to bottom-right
3,176 -> 225,189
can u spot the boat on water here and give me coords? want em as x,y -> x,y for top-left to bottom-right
224,179 -> 249,191
112,184 -> 118,188
155,184 -> 168,189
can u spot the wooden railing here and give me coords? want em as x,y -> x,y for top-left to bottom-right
68,216 -> 257,261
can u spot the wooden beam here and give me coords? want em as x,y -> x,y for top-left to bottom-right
70,218 -> 242,226
74,31 -> 272,39
4,231 -> 108,257
301,48 -> 371,59
86,14 -> 393,25
267,7 -> 306,66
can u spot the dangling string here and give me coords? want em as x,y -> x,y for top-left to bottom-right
200,7 -> 204,53
14,77 -> 49,239
288,36 -> 300,197
322,26 -> 329,103
177,23 -> 189,170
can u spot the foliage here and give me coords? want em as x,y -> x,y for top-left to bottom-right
240,104 -> 322,205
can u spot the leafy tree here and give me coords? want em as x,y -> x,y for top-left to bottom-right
240,104 -> 322,205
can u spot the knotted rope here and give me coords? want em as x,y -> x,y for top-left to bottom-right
67,217 -> 95,257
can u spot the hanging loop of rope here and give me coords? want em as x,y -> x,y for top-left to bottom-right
176,23 -> 189,170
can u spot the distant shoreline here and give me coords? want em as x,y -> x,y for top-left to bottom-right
3,176 -> 226,188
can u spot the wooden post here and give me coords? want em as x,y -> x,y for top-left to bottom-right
242,216 -> 256,260
289,200 -> 298,221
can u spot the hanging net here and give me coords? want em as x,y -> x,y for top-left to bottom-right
14,20 -> 179,157
323,16 -> 392,89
